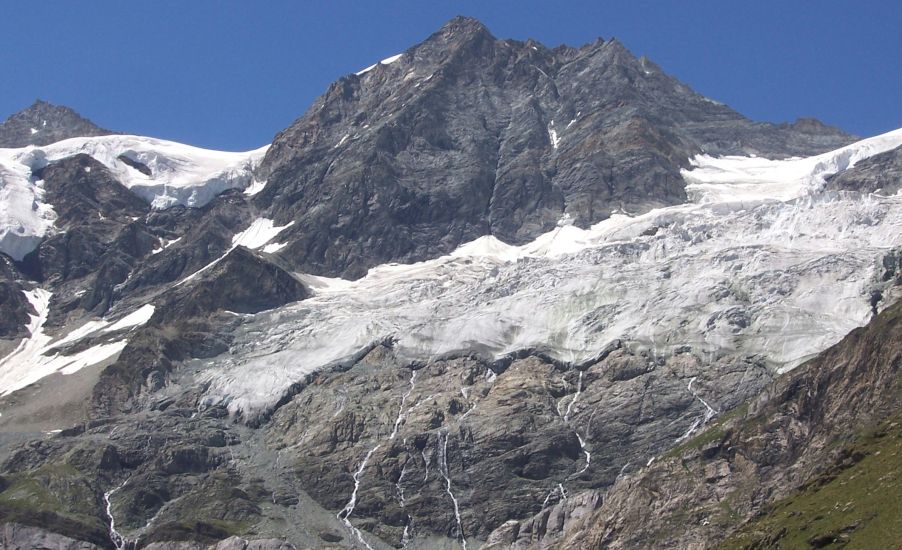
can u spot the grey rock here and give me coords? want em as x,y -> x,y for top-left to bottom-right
826,143 -> 902,194
0,255 -> 29,339
0,99 -> 114,148
548,297 -> 902,549
262,344 -> 771,545
254,17 -> 852,278
0,522 -> 101,550
151,245 -> 309,324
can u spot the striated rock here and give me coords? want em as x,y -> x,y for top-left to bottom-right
263,345 -> 771,545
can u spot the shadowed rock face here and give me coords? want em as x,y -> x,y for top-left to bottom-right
827,143 -> 902,195
19,155 -> 157,320
0,100 -> 113,148
0,258 -> 30,340
40,154 -> 149,227
254,16 -> 852,279
152,245 -> 310,323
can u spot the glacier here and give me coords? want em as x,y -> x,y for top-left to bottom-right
0,135 -> 268,260
197,129 -> 902,421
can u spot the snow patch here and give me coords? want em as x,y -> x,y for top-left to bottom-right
0,292 -> 154,395
356,52 -> 404,76
105,304 -> 156,333
231,218 -> 294,249
243,179 -> 267,196
0,290 -> 133,396
151,236 -> 181,254
261,242 -> 287,254
547,121 -> 560,149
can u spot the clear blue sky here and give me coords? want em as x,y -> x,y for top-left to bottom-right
1,1 -> 899,150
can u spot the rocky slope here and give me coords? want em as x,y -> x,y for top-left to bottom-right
0,16 -> 898,550
521,292 -> 902,549
0,100 -> 114,148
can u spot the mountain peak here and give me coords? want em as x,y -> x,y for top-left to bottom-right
429,15 -> 495,46
0,99 -> 114,148
440,15 -> 491,34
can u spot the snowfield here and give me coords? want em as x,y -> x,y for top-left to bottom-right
0,135 -> 268,260
199,129 -> 902,421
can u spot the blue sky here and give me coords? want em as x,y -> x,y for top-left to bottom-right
1,1 -> 899,150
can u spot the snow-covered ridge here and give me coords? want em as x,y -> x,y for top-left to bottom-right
0,135 -> 268,260
202,128 -> 902,420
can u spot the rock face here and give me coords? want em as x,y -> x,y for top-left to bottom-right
153,246 -> 309,322
0,256 -> 29,340
254,16 -> 852,278
262,346 -> 771,546
20,154 -> 158,320
827,143 -> 902,194
530,297 -> 902,549
0,99 -> 114,148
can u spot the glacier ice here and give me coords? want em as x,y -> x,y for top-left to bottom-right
198,128 -> 902,422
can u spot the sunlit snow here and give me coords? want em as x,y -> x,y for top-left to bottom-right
231,218 -> 293,249
0,136 -> 268,259
356,53 -> 404,76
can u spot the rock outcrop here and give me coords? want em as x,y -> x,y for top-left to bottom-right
827,143 -> 902,195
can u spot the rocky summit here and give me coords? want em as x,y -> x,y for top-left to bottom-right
0,16 -> 899,550
0,100 -> 114,148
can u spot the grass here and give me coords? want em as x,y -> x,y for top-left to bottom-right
719,414 -> 902,549
0,477 -> 60,511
